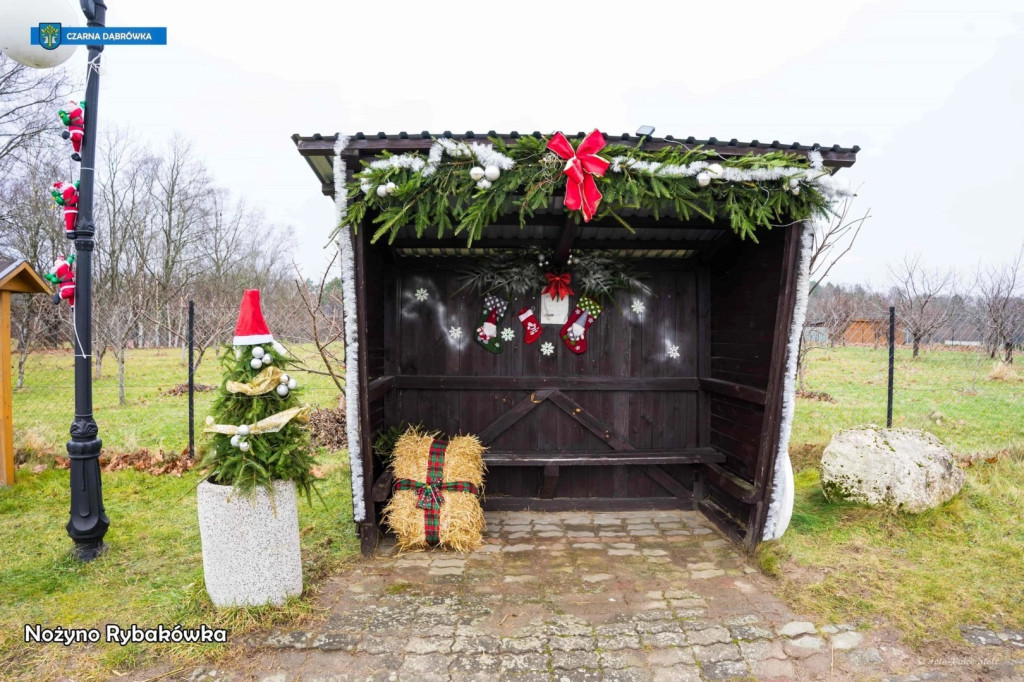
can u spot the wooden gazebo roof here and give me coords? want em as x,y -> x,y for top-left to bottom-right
0,259 -> 50,294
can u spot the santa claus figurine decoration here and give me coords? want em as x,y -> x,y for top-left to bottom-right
59,100 -> 85,162
51,181 -> 79,238
44,255 -> 76,309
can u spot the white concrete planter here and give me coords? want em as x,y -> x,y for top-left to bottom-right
196,479 -> 303,607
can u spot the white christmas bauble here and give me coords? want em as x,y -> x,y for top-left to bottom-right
261,353 -> 272,365
0,0 -> 82,69
477,179 -> 492,190
707,163 -> 724,178
484,165 -> 500,181
238,440 -> 250,452
250,358 -> 262,369
276,384 -> 290,397
230,435 -> 240,447
287,378 -> 297,390
251,346 -> 265,358
791,186 -> 801,195
697,172 -> 711,187
789,178 -> 800,188
360,181 -> 371,194
385,182 -> 397,194
469,166 -> 485,181
376,185 -> 388,198
279,373 -> 290,384
237,424 -> 250,436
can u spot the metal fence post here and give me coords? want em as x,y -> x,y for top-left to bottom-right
188,300 -> 195,460
887,305 -> 895,428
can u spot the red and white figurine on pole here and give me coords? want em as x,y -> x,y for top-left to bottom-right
51,181 -> 79,237
44,255 -> 76,309
59,100 -> 86,162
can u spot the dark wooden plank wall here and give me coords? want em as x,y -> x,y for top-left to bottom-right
702,226 -> 790,542
386,263 -> 701,501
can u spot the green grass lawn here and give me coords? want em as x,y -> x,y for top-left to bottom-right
769,344 -> 1024,645
2,346 -> 357,681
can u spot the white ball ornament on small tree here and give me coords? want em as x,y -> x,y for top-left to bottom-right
250,358 -> 263,369
230,435 -> 241,447
238,440 -> 250,452
484,165 -> 500,181
279,373 -> 290,385
276,384 -> 290,397
287,378 -> 297,390
469,166 -> 485,181
251,346 -> 265,359
261,353 -> 273,365
238,424 -> 250,436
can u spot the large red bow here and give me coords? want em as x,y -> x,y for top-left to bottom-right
547,129 -> 609,222
542,272 -> 574,301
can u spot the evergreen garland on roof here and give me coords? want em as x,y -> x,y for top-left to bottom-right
335,134 -> 846,247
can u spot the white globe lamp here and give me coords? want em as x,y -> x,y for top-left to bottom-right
0,0 -> 83,69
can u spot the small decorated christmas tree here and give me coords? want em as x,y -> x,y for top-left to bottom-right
202,290 -> 318,502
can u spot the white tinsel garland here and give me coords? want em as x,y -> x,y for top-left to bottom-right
334,135 -> 366,523
371,139 -> 516,180
762,222 -> 814,541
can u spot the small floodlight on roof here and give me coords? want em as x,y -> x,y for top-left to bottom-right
636,125 -> 655,137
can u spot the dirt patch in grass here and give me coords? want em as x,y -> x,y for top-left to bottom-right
309,407 -> 347,451
796,389 -> 836,402
53,449 -> 196,476
789,442 -> 825,472
162,383 -> 216,396
987,361 -> 1020,382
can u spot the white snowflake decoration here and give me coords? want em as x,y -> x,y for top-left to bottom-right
631,299 -> 646,315
414,288 -> 429,302
668,345 -> 680,359
540,342 -> 555,356
448,326 -> 463,341
500,327 -> 515,341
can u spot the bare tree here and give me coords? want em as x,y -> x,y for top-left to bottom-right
889,256 -> 961,357
0,54 -> 74,181
976,242 -> 1024,363
293,253 -> 346,394
807,197 -> 870,297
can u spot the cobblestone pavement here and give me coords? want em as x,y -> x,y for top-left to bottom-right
178,511 -> 1023,682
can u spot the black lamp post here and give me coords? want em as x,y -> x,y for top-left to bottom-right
65,0 -> 109,561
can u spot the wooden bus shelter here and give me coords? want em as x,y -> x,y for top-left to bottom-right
293,131 -> 858,554
0,258 -> 51,486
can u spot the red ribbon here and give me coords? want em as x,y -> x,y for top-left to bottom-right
542,272 -> 574,301
547,129 -> 609,222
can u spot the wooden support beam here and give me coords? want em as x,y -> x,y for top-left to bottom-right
367,375 -> 396,403
702,462 -> 758,504
0,291 -> 14,486
371,470 -> 394,503
642,465 -> 691,500
553,218 -> 580,266
483,497 -> 690,512
541,464 -> 559,499
476,389 -> 554,445
546,390 -> 634,451
483,448 -> 724,467
393,375 -> 700,391
699,378 -> 767,405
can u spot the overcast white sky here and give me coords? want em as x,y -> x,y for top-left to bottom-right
58,0 -> 1024,286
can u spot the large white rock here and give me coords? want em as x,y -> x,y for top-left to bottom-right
820,428 -> 966,512
197,479 -> 303,607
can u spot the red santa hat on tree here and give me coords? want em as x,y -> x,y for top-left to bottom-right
233,289 -> 274,346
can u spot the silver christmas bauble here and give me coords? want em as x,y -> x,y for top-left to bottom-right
469,166 -> 485,181
276,384 -> 290,397
476,179 -> 492,190
250,358 -> 262,369
360,181 -> 371,194
230,435 -> 240,447
261,353 -> 273,365
484,165 -> 500,181
697,172 -> 711,187
238,440 -> 250,452
376,185 -> 388,198
385,182 -> 397,194
279,373 -> 290,384
238,424 -> 250,436
287,378 -> 297,390
251,346 -> 265,358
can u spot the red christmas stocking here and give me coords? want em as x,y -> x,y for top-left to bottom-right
517,307 -> 543,344
560,296 -> 602,354
475,294 -> 508,354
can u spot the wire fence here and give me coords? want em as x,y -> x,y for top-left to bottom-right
801,305 -> 1024,456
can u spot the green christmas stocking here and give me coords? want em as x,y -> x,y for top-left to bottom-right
474,294 -> 508,354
